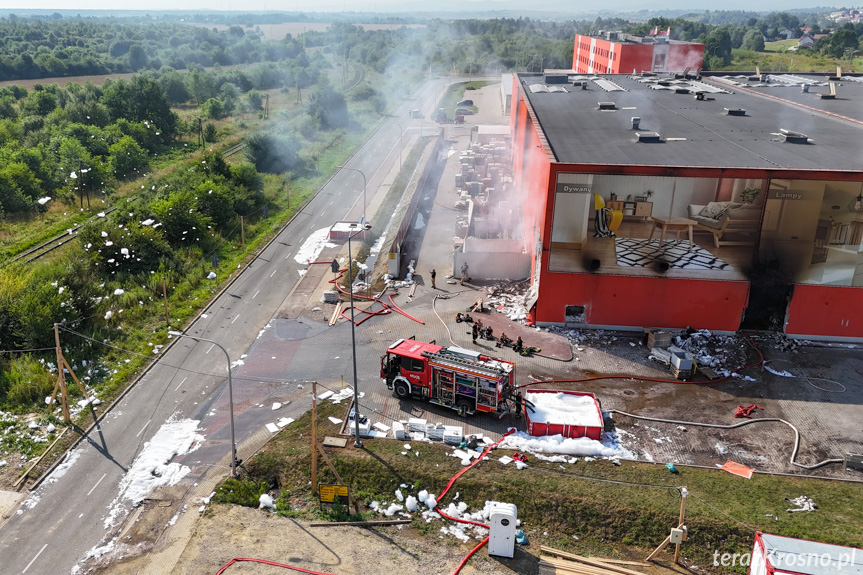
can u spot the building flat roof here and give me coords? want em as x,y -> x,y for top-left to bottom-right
759,532 -> 863,575
521,72 -> 863,172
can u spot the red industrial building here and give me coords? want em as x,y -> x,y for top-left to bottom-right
573,32 -> 704,75
509,71 -> 863,341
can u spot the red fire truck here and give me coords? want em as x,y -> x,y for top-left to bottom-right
380,338 -> 516,417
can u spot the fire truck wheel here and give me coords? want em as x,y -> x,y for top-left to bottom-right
456,399 -> 471,418
393,378 -> 410,399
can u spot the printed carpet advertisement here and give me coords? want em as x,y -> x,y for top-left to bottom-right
614,238 -> 730,270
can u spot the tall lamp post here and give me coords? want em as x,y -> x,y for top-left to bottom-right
338,165 -> 367,224
168,331 -> 238,477
346,221 -> 372,447
393,123 -> 403,169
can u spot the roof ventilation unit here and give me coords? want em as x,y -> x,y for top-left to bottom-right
778,129 -> 810,144
674,87 -> 690,94
631,117 -> 641,130
545,74 -> 568,85
636,131 -> 663,143
819,82 -> 837,100
724,108 -> 747,116
598,101 -> 616,110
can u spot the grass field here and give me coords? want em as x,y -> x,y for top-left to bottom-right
222,402 -> 863,573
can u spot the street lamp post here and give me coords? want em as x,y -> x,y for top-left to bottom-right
346,221 -> 372,447
168,331 -> 238,477
393,123 -> 403,169
338,165 -> 367,224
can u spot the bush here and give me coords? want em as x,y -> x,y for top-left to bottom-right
212,477 -> 270,507
0,355 -> 56,410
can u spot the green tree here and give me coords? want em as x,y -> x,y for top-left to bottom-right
127,44 -> 148,71
244,131 -> 301,174
203,122 -> 217,143
824,27 -> 859,58
201,97 -> 225,120
59,138 -> 109,208
306,82 -> 349,130
741,30 -> 765,52
20,89 -> 57,116
108,135 -> 148,180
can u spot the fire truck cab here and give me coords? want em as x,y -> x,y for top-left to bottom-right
381,338 -> 515,417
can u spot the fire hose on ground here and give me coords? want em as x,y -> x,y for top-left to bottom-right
308,260 -> 426,326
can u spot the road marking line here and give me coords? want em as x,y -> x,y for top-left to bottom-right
270,269 -> 277,277
231,314 -> 240,324
22,543 -> 47,573
87,473 -> 107,496
174,376 -> 188,392
205,343 -> 215,354
135,420 -> 151,438
252,290 -> 260,299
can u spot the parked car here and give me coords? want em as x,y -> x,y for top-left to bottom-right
457,99 -> 474,106
455,108 -> 475,116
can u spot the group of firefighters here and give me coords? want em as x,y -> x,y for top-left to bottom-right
429,266 -> 535,356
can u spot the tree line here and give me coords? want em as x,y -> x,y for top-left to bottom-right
0,14 -> 305,80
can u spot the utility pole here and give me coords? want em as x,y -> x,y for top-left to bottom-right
240,216 -> 245,248
49,323 -> 89,423
311,381 -> 318,495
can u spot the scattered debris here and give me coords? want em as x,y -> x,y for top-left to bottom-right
786,496 -> 816,513
734,404 -> 763,418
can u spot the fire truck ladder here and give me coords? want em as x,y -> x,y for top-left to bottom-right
422,350 -> 508,380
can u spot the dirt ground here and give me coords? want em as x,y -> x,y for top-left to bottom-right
91,503 -> 535,575
90,502 -> 686,575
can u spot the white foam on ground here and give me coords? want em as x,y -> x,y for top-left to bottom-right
294,228 -> 336,265
102,417 -> 203,530
45,448 -> 82,484
500,430 -> 632,458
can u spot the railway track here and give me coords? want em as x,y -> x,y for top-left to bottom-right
7,62 -> 368,264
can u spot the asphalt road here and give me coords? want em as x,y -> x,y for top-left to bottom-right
0,76 -> 455,575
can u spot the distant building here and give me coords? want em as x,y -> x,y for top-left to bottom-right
573,31 -> 704,75
798,36 -> 815,48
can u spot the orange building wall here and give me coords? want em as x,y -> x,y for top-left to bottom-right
785,285 -> 863,338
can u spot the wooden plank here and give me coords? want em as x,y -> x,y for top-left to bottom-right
329,302 -> 343,327
309,519 -> 412,527
698,366 -> 721,380
540,557 -> 618,575
540,547 -> 646,575
592,559 -> 651,568
13,427 -> 69,488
